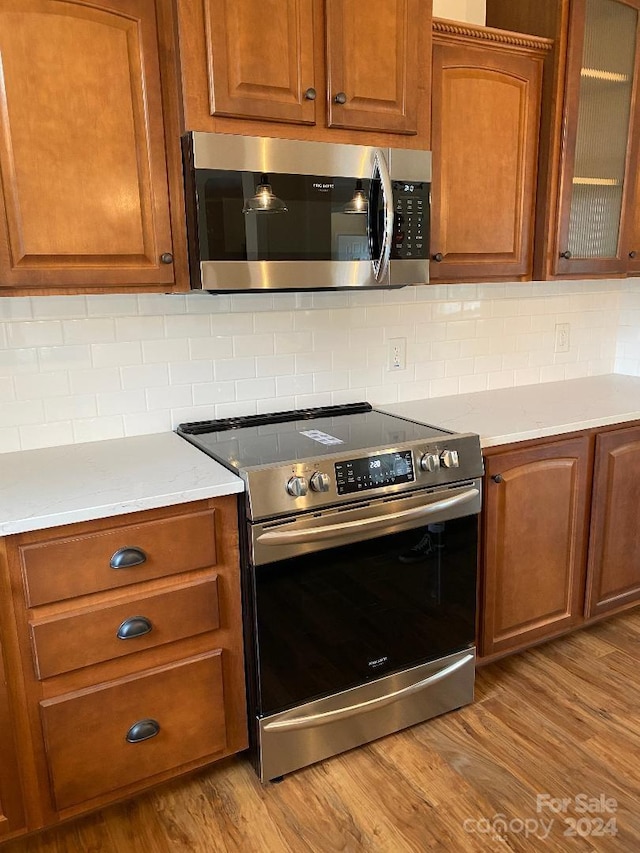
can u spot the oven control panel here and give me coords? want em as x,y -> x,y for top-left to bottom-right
334,450 -> 414,496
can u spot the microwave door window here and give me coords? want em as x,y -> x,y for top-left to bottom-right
197,170 -> 371,262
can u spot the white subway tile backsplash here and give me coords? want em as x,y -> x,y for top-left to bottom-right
92,341 -> 142,367
96,389 -> 146,417
0,279 -> 628,452
7,320 -> 63,348
70,366 -> 122,395
14,371 -> 69,400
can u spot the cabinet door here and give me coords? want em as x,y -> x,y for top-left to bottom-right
0,0 -> 174,292
0,642 -> 25,838
555,0 -> 640,278
481,437 -> 591,657
325,0 -> 422,133
430,28 -> 545,281
586,425 -> 640,616
201,0 -> 316,124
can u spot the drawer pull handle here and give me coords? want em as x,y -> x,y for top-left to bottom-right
117,616 -> 153,640
110,547 -> 147,569
126,719 -> 160,744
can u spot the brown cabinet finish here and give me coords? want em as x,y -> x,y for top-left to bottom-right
20,508 -> 218,607
0,497 -> 247,837
586,425 -> 640,616
202,0 -> 316,124
175,0 -> 431,148
0,642 -> 25,838
431,21 -> 550,282
0,0 -> 180,294
40,651 -> 227,811
487,0 -> 640,281
326,0 -> 419,134
481,436 -> 591,657
29,576 -> 220,679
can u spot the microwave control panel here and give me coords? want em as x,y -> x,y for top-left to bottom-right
391,182 -> 429,260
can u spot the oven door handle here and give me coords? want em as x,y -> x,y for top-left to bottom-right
257,487 -> 480,545
263,653 -> 474,732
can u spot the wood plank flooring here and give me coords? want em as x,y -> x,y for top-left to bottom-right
6,610 -> 640,852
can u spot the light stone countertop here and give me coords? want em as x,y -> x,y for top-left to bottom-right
381,374 -> 640,448
0,432 -> 243,536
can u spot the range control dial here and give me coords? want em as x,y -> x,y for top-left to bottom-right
419,452 -> 440,473
286,476 -> 308,497
440,449 -> 460,469
309,472 -> 330,493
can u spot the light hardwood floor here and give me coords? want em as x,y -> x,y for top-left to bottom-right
6,610 -> 640,852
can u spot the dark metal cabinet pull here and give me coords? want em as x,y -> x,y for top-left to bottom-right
492,474 -> 503,484
630,250 -> 637,259
560,250 -> 572,259
334,92 -> 347,104
117,616 -> 153,640
110,547 -> 147,569
304,87 -> 316,100
160,252 -> 174,264
126,719 -> 160,744
432,252 -> 444,262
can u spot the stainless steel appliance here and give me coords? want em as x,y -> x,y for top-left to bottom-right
182,132 -> 431,291
177,403 -> 483,781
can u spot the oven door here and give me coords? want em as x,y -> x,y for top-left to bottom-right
247,481 -> 481,719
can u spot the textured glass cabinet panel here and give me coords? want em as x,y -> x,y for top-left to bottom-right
567,0 -> 638,258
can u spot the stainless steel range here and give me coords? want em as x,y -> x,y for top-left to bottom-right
177,402 -> 483,781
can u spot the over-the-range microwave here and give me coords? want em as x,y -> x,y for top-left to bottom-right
182,131 -> 431,292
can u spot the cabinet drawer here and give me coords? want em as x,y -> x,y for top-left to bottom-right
40,651 -> 227,811
19,510 -> 218,606
30,576 -> 220,679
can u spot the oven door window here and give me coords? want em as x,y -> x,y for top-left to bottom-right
196,170 -> 373,262
253,516 -> 477,717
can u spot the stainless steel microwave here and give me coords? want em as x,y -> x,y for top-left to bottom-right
182,132 -> 431,292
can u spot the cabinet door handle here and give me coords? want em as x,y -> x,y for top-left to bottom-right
117,616 -> 153,640
160,252 -> 174,264
126,719 -> 160,743
334,91 -> 347,104
432,252 -> 444,262
304,87 -> 317,100
110,547 -> 147,569
491,474 -> 503,483
630,250 -> 637,259
560,250 -> 572,259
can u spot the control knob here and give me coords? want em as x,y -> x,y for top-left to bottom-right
286,476 -> 308,497
419,452 -> 440,473
309,472 -> 330,493
440,449 -> 460,469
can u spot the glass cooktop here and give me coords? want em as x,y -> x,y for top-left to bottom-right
177,403 -> 451,471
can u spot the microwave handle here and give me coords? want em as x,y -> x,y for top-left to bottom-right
371,149 -> 394,281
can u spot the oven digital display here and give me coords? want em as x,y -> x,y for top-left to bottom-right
334,451 -> 414,495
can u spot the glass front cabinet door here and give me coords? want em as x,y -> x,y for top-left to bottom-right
556,0 -> 640,277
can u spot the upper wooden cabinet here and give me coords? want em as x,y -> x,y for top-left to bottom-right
175,0 -> 431,147
0,0 -> 183,295
430,20 -> 550,282
586,425 -> 640,617
487,0 -> 640,280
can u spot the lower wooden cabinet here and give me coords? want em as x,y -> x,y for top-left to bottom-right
0,642 -> 25,838
481,436 -> 591,657
481,422 -> 640,660
586,424 -> 640,618
0,496 -> 247,839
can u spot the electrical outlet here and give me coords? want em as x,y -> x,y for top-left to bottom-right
387,337 -> 407,371
555,323 -> 570,353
